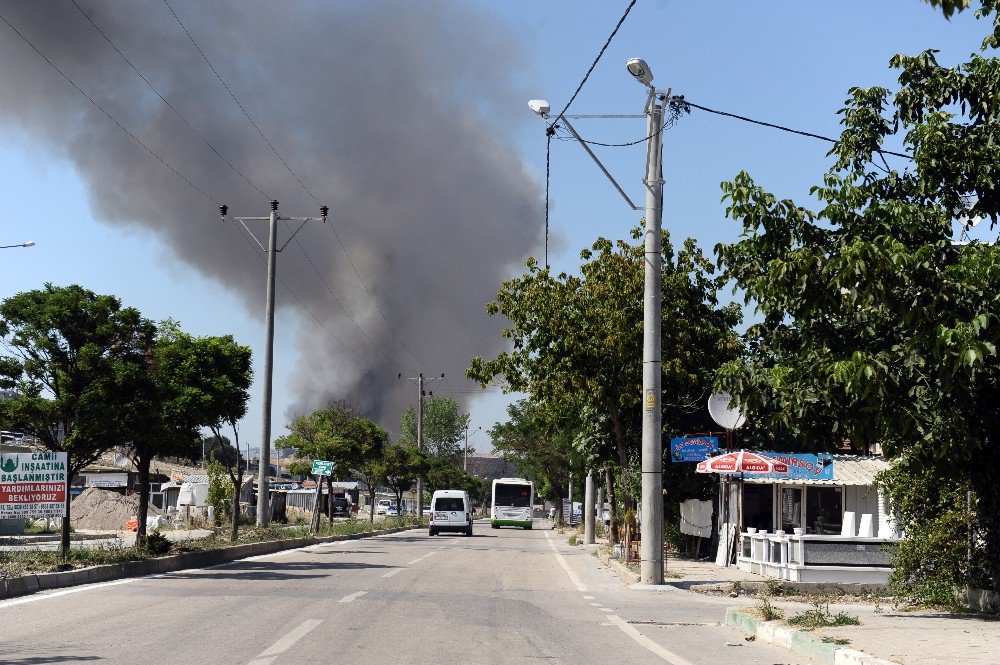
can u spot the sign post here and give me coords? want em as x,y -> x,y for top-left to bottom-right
309,460 -> 333,533
0,452 -> 68,520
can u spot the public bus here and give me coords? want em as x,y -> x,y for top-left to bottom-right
490,477 -> 534,529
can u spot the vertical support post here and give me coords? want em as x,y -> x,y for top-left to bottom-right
416,373 -> 424,519
584,470 -> 596,544
309,475 -> 322,534
597,483 -> 605,533
640,94 -> 665,585
256,200 -> 279,527
464,425 -> 469,471
568,473 -> 573,525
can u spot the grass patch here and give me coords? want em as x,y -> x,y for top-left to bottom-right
788,602 -> 862,629
568,535 -> 578,546
822,637 -> 852,646
1,516 -> 426,578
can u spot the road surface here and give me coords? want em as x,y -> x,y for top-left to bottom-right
3,520 -> 809,664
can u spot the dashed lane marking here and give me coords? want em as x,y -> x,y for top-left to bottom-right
382,568 -> 403,578
246,619 -> 322,665
338,590 -> 368,603
583,595 -> 595,600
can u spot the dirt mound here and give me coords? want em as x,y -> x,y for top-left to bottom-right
70,487 -> 160,531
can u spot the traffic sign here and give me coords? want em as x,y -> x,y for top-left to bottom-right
311,459 -> 333,477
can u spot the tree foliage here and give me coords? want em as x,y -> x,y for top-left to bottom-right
716,6 -> 1000,597
398,395 -> 469,463
380,443 -> 428,513
0,284 -> 154,553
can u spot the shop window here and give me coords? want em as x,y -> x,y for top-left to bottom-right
806,487 -> 843,535
780,487 -> 803,532
742,484 -> 773,532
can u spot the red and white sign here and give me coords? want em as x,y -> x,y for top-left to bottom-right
0,452 -> 68,519
696,450 -> 788,475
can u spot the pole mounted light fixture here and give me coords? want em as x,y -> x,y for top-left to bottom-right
626,57 -> 653,86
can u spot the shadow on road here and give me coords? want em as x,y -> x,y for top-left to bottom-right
160,560 -> 397,581
0,657 -> 101,664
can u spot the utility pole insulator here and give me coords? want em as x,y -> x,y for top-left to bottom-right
320,205 -> 329,219
270,200 -> 279,211
219,204 -> 228,218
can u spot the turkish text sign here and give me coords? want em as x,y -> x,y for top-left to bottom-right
0,451 -> 68,518
311,459 -> 334,477
745,452 -> 834,480
670,436 -> 719,462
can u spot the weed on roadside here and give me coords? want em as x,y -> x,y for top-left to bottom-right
756,595 -> 784,621
568,535 -> 578,546
821,636 -> 852,646
788,601 -> 861,629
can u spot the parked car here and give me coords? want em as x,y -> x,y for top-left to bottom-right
385,505 -> 399,517
376,499 -> 392,515
331,497 -> 351,518
429,489 -> 473,537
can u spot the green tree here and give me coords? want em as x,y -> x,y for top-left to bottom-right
715,5 -> 1000,599
399,395 -> 470,463
278,401 -> 385,521
425,457 -> 486,505
380,444 -> 429,514
0,284 -> 154,554
469,230 -> 741,513
202,434 -> 240,468
206,459 -> 233,526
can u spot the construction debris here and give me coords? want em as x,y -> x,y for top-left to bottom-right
70,487 -> 160,531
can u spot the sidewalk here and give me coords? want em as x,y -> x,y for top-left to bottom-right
592,544 -> 1000,664
0,529 -> 213,552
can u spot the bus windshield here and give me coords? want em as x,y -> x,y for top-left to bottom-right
494,484 -> 531,507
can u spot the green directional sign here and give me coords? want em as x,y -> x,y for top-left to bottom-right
311,459 -> 334,477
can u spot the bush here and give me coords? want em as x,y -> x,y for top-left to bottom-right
206,460 -> 234,526
144,530 -> 172,556
788,602 -> 861,629
757,595 -> 783,621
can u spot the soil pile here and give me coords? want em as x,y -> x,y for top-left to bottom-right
70,487 -> 160,531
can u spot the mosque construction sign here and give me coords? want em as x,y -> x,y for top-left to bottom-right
0,451 -> 68,519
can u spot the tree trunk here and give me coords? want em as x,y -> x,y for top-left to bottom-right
230,465 -> 244,543
368,489 -> 376,523
60,453 -> 74,558
326,475 -> 334,521
605,466 -> 618,544
134,455 -> 152,550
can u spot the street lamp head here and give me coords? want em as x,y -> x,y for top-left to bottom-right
22,241 -> 35,247
626,58 -> 653,86
528,99 -> 550,117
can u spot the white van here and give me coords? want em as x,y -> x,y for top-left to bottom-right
376,499 -> 393,515
429,489 -> 473,537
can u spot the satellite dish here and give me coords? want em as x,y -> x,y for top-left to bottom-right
708,392 -> 746,430
113,454 -> 130,468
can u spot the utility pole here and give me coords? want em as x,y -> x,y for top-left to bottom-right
628,58 -> 667,586
221,200 -> 328,527
584,469 -> 595,544
399,371 -> 444,519
463,425 -> 481,471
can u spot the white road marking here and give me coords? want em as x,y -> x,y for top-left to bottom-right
382,568 -> 403,578
421,551 -> 437,559
338,590 -> 368,603
404,558 -> 423,566
590,602 -> 602,607
583,595 -> 595,600
0,578 -> 136,609
250,619 -> 322,663
607,615 -> 696,665
543,531 -> 588,592
437,546 -> 447,549
600,608 -> 614,613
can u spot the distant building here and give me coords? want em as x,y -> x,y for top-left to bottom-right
465,455 -> 519,483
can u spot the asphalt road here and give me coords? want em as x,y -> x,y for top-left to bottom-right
3,520 -> 809,664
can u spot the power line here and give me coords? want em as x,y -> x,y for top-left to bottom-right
0,7 -> 377,370
160,0 -> 317,203
69,0 -> 269,201
552,99 -> 683,148
0,9 -> 218,206
548,0 -> 637,128
675,96 -> 913,161
162,0 -> 428,371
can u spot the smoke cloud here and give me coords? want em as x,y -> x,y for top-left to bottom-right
0,1 -> 539,427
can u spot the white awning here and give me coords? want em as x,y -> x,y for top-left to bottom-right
744,454 -> 889,487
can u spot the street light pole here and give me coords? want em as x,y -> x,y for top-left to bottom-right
221,200 -> 328,527
463,425 -> 481,471
0,241 -> 35,249
631,58 -> 666,586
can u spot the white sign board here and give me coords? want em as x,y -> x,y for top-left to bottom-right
0,451 -> 68,519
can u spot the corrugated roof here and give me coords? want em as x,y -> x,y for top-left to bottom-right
745,455 -> 889,486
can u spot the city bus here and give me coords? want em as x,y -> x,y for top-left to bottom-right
491,477 -> 534,529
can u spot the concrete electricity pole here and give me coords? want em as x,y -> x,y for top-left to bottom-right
221,200 -> 328,527
399,372 -> 444,518
626,58 -> 666,586
584,469 -> 596,544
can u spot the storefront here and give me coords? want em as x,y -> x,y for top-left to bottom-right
731,454 -> 900,583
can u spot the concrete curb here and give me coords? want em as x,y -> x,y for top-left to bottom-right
594,546 -> 640,585
725,607 -> 895,665
1,525 -> 417,600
